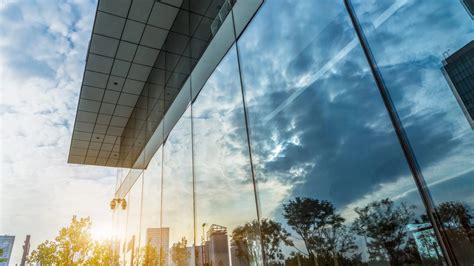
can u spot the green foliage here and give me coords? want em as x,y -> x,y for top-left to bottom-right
170,237 -> 190,266
27,240 -> 59,265
85,239 -> 120,265
282,197 -> 358,261
0,248 -> 7,262
352,198 -> 416,263
232,219 -> 293,265
436,201 -> 472,230
54,216 -> 92,265
140,242 -> 167,266
27,215 -> 119,266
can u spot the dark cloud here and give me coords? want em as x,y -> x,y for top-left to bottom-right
234,0 -> 473,213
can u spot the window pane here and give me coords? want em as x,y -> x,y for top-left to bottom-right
139,149 -> 163,265
192,45 -> 263,266
237,0 -> 446,264
124,174 -> 143,265
162,107 -> 195,266
350,0 -> 474,263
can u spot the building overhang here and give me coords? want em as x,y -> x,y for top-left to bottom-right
68,0 -> 262,170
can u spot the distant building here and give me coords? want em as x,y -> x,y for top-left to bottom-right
407,223 -> 443,260
461,0 -> 474,18
187,246 -> 196,266
0,235 -> 15,266
146,228 -> 170,263
442,41 -> 474,129
206,225 -> 230,266
194,245 -> 205,266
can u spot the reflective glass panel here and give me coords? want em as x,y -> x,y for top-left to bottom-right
123,174 -> 143,265
192,46 -> 263,266
350,0 -> 474,263
139,149 -> 163,265
237,0 -> 446,264
162,107 -> 195,266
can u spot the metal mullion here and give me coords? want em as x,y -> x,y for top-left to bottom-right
343,0 -> 457,264
230,7 -> 267,266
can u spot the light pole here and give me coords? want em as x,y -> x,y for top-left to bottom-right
201,223 -> 206,266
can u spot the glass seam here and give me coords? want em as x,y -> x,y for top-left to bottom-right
230,6 -> 267,265
343,0 -> 457,264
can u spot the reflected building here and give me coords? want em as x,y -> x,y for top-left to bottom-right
0,235 -> 15,266
68,0 -> 474,265
407,223 -> 443,260
206,225 -> 230,266
146,227 -> 169,264
461,0 -> 474,18
442,41 -> 474,129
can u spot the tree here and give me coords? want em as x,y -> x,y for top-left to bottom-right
141,242 -> 158,266
171,237 -> 190,266
436,201 -> 472,231
282,197 -> 357,262
421,200 -> 473,260
231,219 -> 293,265
54,215 -> 92,265
27,240 -> 59,265
85,239 -> 120,265
27,216 -> 117,265
0,248 -> 6,262
352,198 -> 416,264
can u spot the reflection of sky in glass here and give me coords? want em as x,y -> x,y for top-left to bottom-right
351,0 -> 474,208
114,0 -> 473,263
162,107 -> 194,248
124,175 -> 143,264
236,0 -> 449,259
140,149 -> 162,248
192,45 -> 262,264
239,0 -> 413,213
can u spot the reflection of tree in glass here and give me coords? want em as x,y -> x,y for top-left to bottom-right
87,239 -> 120,265
430,201 -> 472,231
232,219 -> 292,265
282,197 -> 358,263
422,201 -> 474,263
352,198 -> 420,264
140,241 -> 166,266
171,237 -> 190,266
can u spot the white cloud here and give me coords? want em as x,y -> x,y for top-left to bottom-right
0,0 -> 116,264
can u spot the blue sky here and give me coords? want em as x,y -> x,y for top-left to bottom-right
0,0 -> 117,263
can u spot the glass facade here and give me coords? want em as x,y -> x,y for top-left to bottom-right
111,0 -> 473,265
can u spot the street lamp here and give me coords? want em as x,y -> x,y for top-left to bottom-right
201,223 -> 206,266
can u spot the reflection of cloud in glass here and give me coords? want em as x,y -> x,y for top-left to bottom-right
192,47 -> 261,243
236,0 -> 474,231
351,0 -> 474,207
140,151 -> 162,248
162,108 -> 194,246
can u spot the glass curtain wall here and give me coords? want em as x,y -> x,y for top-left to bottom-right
236,0 -> 448,264
192,46 -> 262,266
162,107 -> 195,266
139,149 -> 163,266
123,174 -> 144,265
349,0 -> 474,264
113,0 -> 473,265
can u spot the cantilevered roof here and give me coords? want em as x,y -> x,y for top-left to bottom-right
69,0 -> 263,169
69,0 -> 232,167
